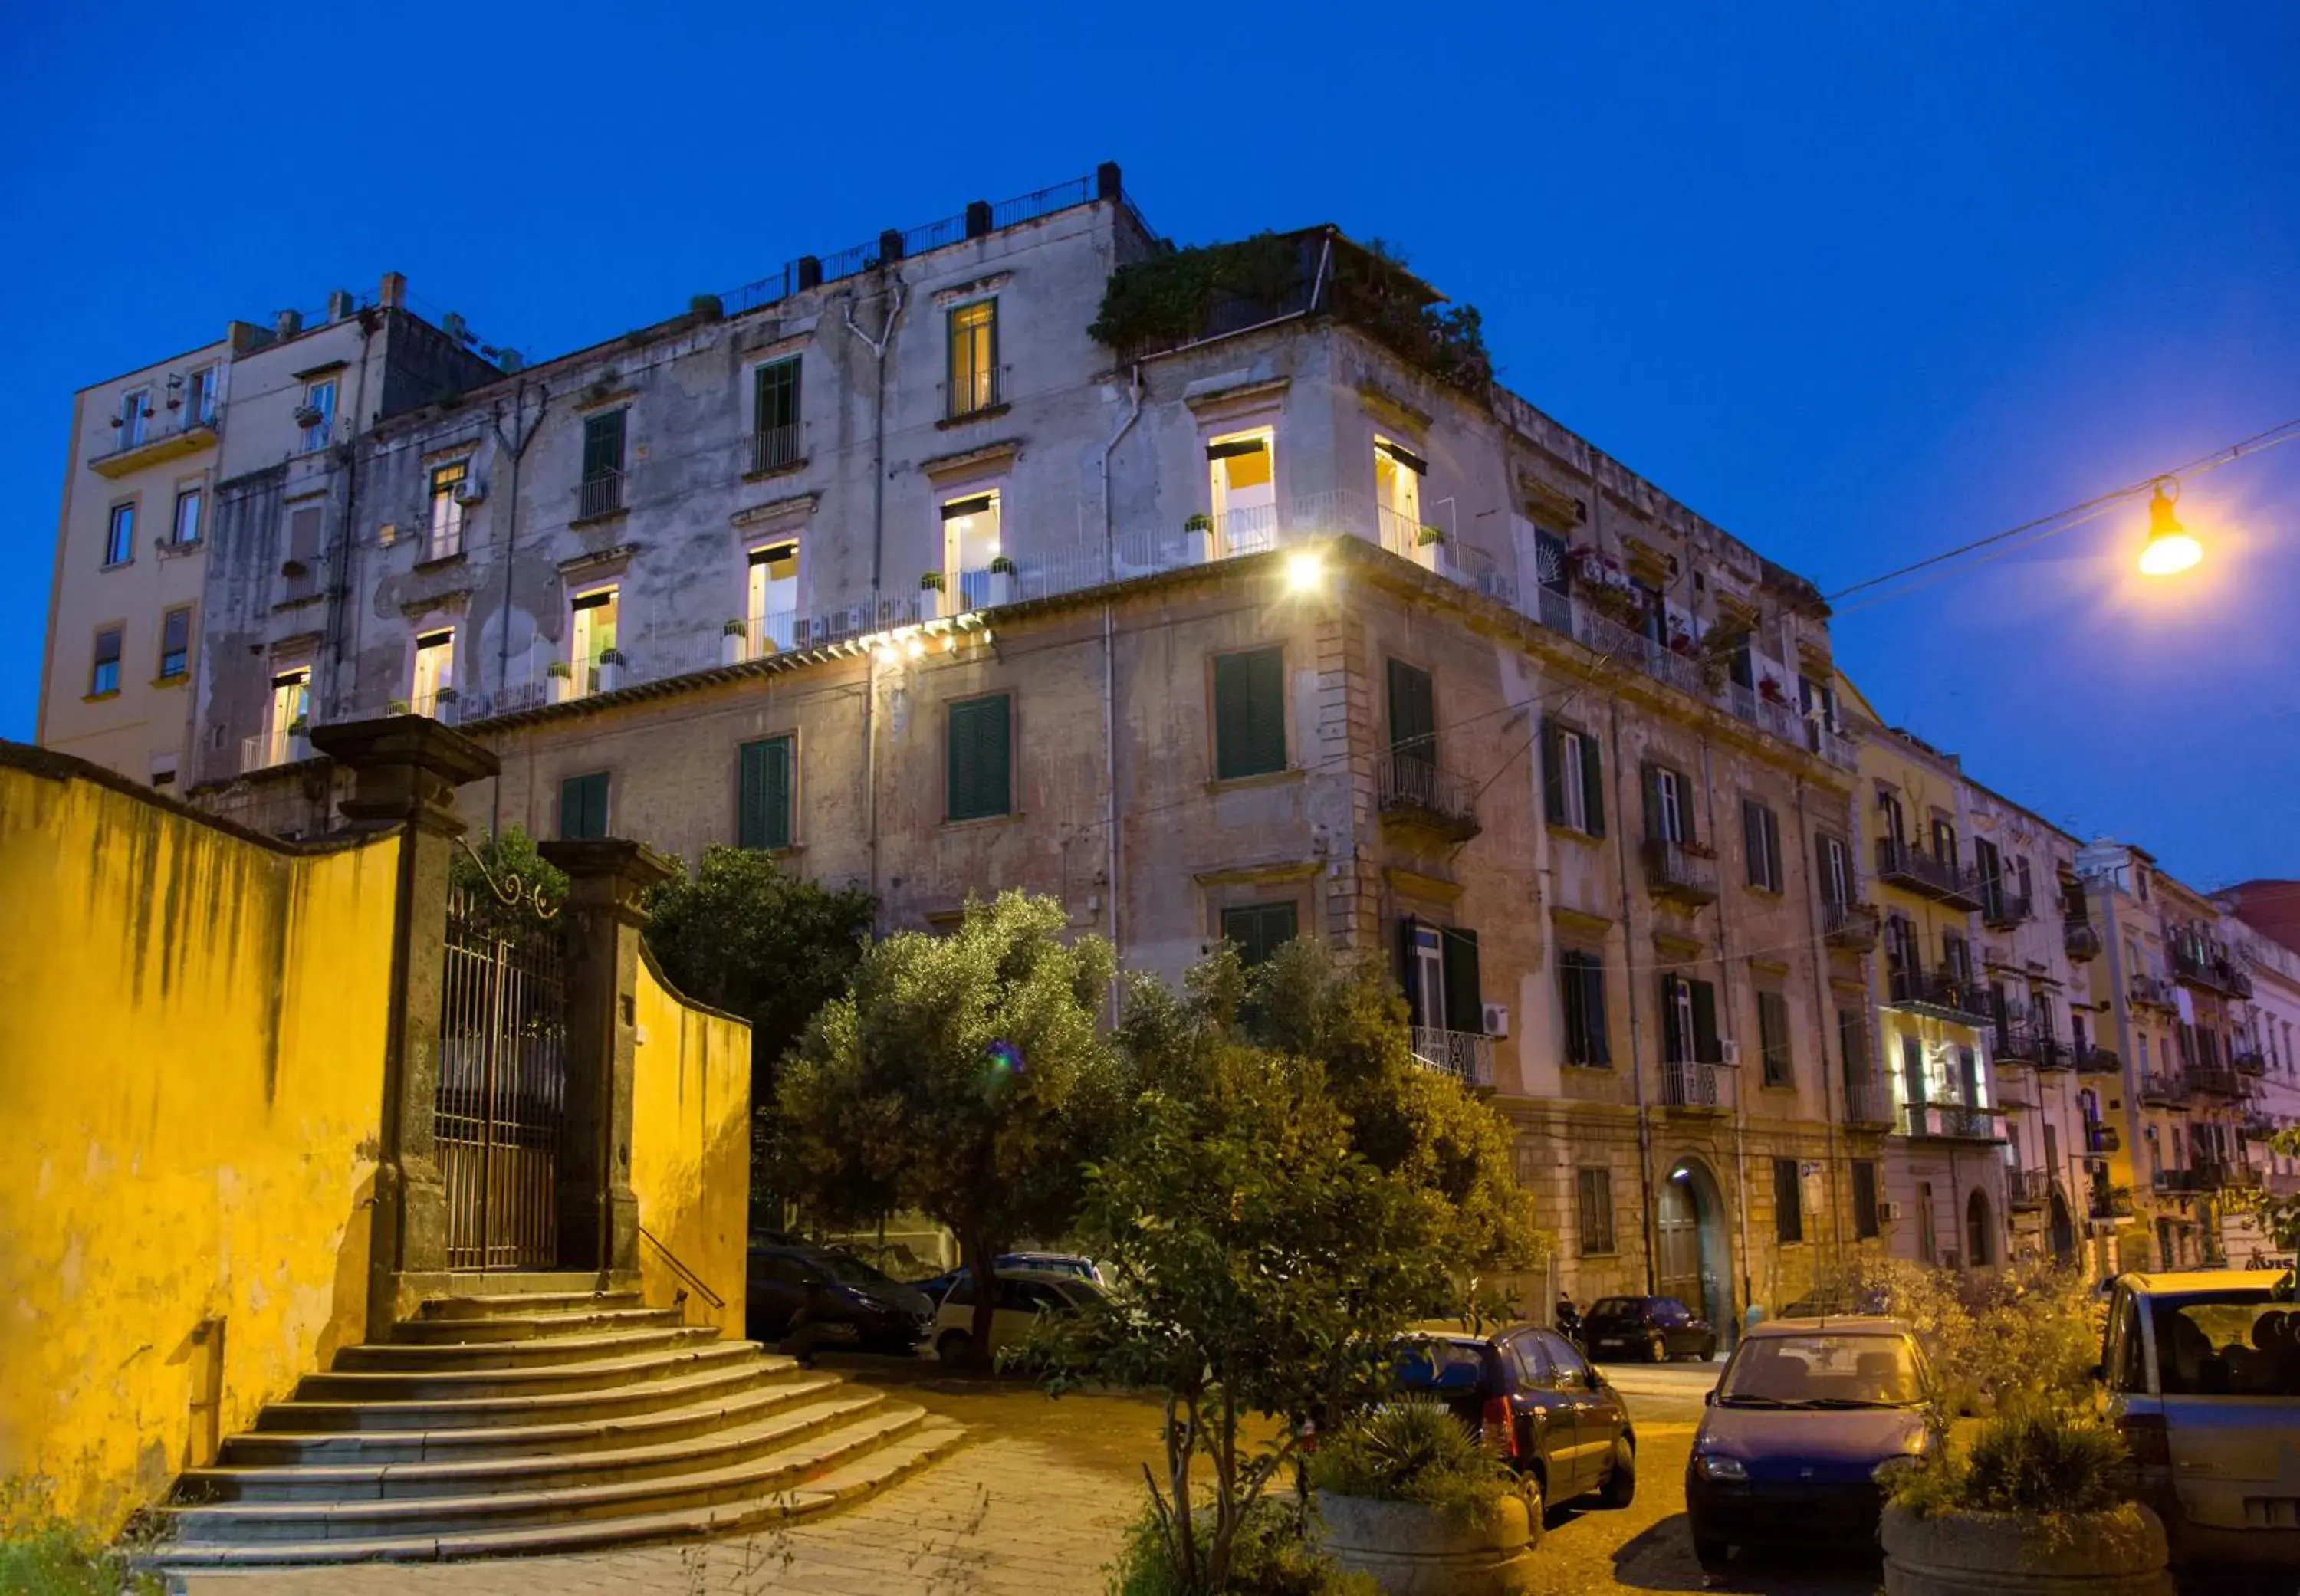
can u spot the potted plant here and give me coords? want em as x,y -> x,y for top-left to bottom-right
1417,523 -> 1446,547
721,619 -> 748,665
596,648 -> 626,691
1881,1401 -> 2169,1596
547,659 -> 575,703
985,554 -> 1016,607
388,698 -> 410,716
1759,676 -> 1788,704
1184,511 -> 1214,564
1309,1398 -> 1539,1594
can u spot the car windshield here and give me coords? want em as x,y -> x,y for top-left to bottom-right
2151,1292 -> 2300,1396
1588,1298 -> 1643,1321
814,1252 -> 899,1289
1717,1332 -> 1924,1407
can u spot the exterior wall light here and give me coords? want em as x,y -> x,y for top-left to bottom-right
1285,550 -> 1325,593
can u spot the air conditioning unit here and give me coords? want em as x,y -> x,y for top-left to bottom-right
1481,1003 -> 1510,1039
454,479 -> 487,506
1718,1039 -> 1742,1066
1877,1200 -> 1904,1223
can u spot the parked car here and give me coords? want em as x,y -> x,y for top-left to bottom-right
1584,1296 -> 1718,1362
1390,1326 -> 1637,1519
1684,1316 -> 1935,1572
2098,1268 -> 2300,1566
934,1269 -> 1105,1366
745,1243 -> 934,1355
910,1252 -> 1106,1305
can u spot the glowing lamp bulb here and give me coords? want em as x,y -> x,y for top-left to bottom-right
2137,480 -> 2202,577
1284,550 -> 1325,592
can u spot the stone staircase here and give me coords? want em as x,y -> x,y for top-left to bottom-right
157,1276 -> 966,1566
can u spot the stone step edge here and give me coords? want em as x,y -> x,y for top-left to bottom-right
417,1290 -> 643,1319
391,1309 -> 687,1344
179,1391 -> 889,1501
219,1371 -> 849,1464
157,1414 -> 964,1555
338,1325 -> 721,1368
255,1358 -> 802,1433
302,1341 -> 761,1392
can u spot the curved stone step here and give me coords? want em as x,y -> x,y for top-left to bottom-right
219,1370 -> 848,1466
178,1391 -> 890,1503
156,1419 -> 968,1567
337,1325 -> 719,1371
256,1355 -> 800,1433
393,1307 -> 686,1345
419,1289 -> 643,1321
296,1341 -> 757,1403
167,1404 -> 931,1542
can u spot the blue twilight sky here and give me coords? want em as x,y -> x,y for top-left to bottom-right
5,3 -> 2295,887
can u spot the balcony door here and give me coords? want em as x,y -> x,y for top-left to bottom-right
1373,436 -> 1428,565
941,492 -> 1001,609
1208,430 -> 1276,557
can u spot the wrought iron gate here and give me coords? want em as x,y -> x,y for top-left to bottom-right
436,880 -> 570,1270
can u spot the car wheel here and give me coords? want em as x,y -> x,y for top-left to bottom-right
935,1330 -> 971,1368
1598,1436 -> 1636,1508
1648,1332 -> 1668,1363
1692,1535 -> 1730,1573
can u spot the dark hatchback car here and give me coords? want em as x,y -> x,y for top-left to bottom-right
745,1243 -> 934,1354
1393,1326 -> 1638,1520
1684,1317 -> 1935,1572
1584,1296 -> 1718,1362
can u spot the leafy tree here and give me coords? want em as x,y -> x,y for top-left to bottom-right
775,891 -> 1119,1366
2227,1125 -> 2300,1256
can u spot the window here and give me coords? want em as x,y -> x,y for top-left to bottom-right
559,772 -> 611,840
1817,834 -> 1852,909
157,607 -> 192,681
1206,430 -> 1276,556
1399,918 -> 1483,1036
1975,836 -> 2003,915
751,357 -> 801,471
1942,931 -> 1971,985
941,491 -> 1003,608
1373,435 -> 1429,563
172,487 -> 202,547
186,365 -> 218,425
300,378 -> 337,452
1774,1158 -> 1803,1243
105,502 -> 134,566
947,300 -> 999,418
1643,764 -> 1696,844
1743,799 -> 1783,891
411,629 -> 454,715
1838,1007 -> 1867,1083
267,668 -> 310,764
570,588 -> 619,692
1930,816 -> 1957,867
1901,1033 -> 1928,1106
947,693 -> 1013,821
283,503 -> 323,599
89,627 -> 123,696
1559,950 -> 1610,1066
1543,721 -> 1604,836
1852,1160 -> 1880,1239
1220,901 -> 1299,967
119,389 -> 149,448
738,734 -> 795,850
427,460 -> 468,560
1386,658 -> 1435,780
1757,990 -> 1792,1086
1661,974 -> 1721,1064
1213,647 -> 1286,780
747,541 -> 800,654
1577,1168 -> 1616,1255
580,410 -> 626,517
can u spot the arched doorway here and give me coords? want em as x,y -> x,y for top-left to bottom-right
1658,1158 -> 1733,1344
1966,1188 -> 1995,1268
2048,1192 -> 2077,1266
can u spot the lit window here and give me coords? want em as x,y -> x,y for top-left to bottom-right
158,608 -> 192,681
90,628 -> 123,695
427,461 -> 468,559
1206,429 -> 1276,557
268,668 -> 310,764
411,629 -> 455,716
946,301 -> 999,418
941,492 -> 1002,609
1373,435 -> 1429,563
570,588 -> 619,694
746,542 -> 799,654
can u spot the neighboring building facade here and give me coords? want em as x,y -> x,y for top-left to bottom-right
2220,917 -> 2300,1264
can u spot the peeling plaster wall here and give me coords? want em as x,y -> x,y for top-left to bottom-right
631,948 -> 751,1341
0,747 -> 399,1533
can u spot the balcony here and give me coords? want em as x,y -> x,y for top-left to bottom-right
1983,892 -> 2034,931
2152,1168 -> 2201,1197
2076,1044 -> 2121,1076
1884,967 -> 1993,1026
1822,900 -> 1881,953
1842,1075 -> 1896,1129
2139,1071 -> 2190,1107
2063,920 -> 2102,962
575,469 -> 625,522
1642,838 -> 1719,906
2034,1036 -> 2072,1072
2233,1046 -> 2268,1078
1378,754 -> 1481,842
2089,1187 -> 2134,1220
2241,1107 -> 2279,1139
1410,1026 -> 1492,1089
1661,1059 -> 1723,1112
89,413 -> 218,478
2167,935 -> 2254,1000
2008,1168 -> 2053,1210
2128,974 -> 2177,1010
1901,1102 -> 2003,1142
2085,1121 -> 2121,1156
748,423 -> 803,476
241,726 -> 313,773
1872,838 -> 1987,910
1727,681 -> 1809,747
2187,1065 -> 2240,1098
1809,722 -> 1861,773
1993,1020 -> 2042,1066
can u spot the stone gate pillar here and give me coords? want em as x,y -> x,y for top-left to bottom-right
310,715 -> 500,1337
540,839 -> 675,1276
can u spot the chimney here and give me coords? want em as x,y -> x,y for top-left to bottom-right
795,255 -> 823,291
965,200 -> 993,239
274,309 -> 304,339
1096,161 -> 1122,201
378,271 -> 406,311
878,228 -> 905,264
326,288 -> 354,321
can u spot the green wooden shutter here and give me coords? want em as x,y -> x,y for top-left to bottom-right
560,771 -> 609,839
1398,916 -> 1422,1016
1441,928 -> 1482,1034
948,695 -> 1012,820
1579,733 -> 1605,838
1691,979 -> 1720,1063
1760,991 -> 1790,1085
1387,659 -> 1436,763
1680,770 -> 1697,846
1213,648 -> 1286,779
581,410 -> 625,479
738,736 -> 793,849
1660,975 -> 1684,1062
1541,722 -> 1566,826
1641,764 -> 1661,842
1743,800 -> 1765,888
1581,956 -> 1610,1065
1222,901 -> 1299,967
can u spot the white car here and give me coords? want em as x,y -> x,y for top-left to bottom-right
934,1268 -> 1103,1366
2099,1268 -> 2300,1565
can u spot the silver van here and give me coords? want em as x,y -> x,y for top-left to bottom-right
2098,1268 -> 2299,1565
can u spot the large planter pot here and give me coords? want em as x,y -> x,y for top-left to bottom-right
1313,1489 -> 1538,1596
1881,1501 -> 2170,1596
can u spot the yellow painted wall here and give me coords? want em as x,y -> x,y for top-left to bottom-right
0,748 -> 399,1534
631,946 -> 751,1340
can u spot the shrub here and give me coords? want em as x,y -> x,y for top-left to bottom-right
0,1512 -> 162,1596
1106,1493 -> 1375,1596
1889,1399 -> 2136,1520
1306,1400 -> 1514,1524
1838,1257 -> 2101,1414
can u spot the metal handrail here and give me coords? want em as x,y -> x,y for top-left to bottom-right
639,1224 -> 727,1312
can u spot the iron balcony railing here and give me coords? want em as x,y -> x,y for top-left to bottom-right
2233,1046 -> 2269,1078
2076,1043 -> 2121,1075
2009,1168 -> 2053,1210
2140,1071 -> 2190,1106
1822,900 -> 1881,952
1409,1026 -> 1493,1089
748,423 -> 802,475
946,365 -> 1004,422
1901,1102 -> 2001,1141
2128,974 -> 2177,1009
1872,838 -> 1987,910
2090,1187 -> 2134,1219
1993,1019 -> 2042,1064
2152,1168 -> 2201,1196
2063,920 -> 2103,961
1727,681 -> 1809,746
1842,1075 -> 1896,1128
2085,1121 -> 2120,1156
2241,1107 -> 2279,1139
1983,890 -> 2033,931
1661,1059 -> 1722,1110
1378,754 -> 1480,839
2187,1064 -> 2241,1098
576,469 -> 625,521
1642,837 -> 1720,905
241,726 -> 313,773
1884,967 -> 1993,1026
87,412 -> 219,477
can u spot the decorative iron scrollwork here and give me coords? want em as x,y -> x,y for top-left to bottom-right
455,835 -> 560,921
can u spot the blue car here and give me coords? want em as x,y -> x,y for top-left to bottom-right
1684,1315 -> 1936,1572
